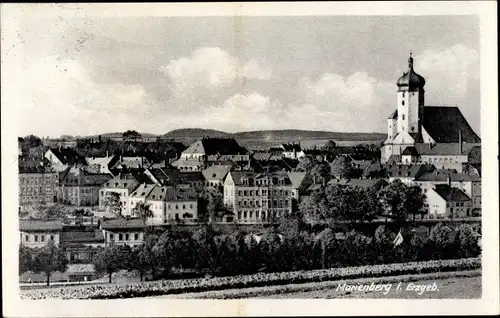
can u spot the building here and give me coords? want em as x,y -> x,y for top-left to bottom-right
386,164 -> 433,186
381,53 -> 481,164
111,155 -> 150,170
44,148 -> 87,172
18,159 -> 58,211
59,168 -> 112,206
202,165 -> 232,188
60,230 -> 105,263
280,143 -> 305,160
19,219 -> 63,248
85,153 -> 118,174
172,137 -> 247,172
100,218 -> 146,247
425,184 -> 472,219
413,170 -> 481,213
98,174 -> 141,215
127,184 -> 198,224
224,171 -> 293,223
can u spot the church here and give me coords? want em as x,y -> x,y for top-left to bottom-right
381,53 -> 481,173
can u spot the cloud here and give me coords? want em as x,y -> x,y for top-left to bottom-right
416,44 -> 479,102
12,56 -> 154,137
161,47 -> 271,88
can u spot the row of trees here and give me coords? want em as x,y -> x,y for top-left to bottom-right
19,221 -> 480,286
90,221 -> 480,283
299,179 -> 426,225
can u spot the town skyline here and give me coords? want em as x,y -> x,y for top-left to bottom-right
4,14 -> 480,138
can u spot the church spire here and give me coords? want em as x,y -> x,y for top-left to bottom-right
408,51 -> 413,70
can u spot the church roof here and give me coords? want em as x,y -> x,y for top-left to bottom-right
396,55 -> 426,90
412,143 -> 478,156
422,106 -> 481,143
402,146 -> 419,156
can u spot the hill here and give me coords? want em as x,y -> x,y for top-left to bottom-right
233,130 -> 386,141
163,128 -> 232,139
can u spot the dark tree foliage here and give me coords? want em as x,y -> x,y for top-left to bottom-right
93,244 -> 129,283
32,240 -> 69,286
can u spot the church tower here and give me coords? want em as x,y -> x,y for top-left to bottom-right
395,52 -> 426,135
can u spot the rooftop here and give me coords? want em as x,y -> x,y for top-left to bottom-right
422,106 -> 481,143
433,184 -> 471,202
101,218 -> 146,230
20,219 -> 63,232
202,165 -> 232,181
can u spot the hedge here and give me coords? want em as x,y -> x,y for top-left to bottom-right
21,257 -> 480,299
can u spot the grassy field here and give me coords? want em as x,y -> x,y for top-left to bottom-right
153,270 -> 481,299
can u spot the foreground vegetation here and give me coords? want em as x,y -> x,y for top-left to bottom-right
20,258 -> 480,299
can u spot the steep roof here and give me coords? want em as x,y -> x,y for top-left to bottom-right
18,159 -> 53,174
414,170 -> 481,182
422,106 -> 481,143
103,174 -> 140,191
388,110 -> 398,119
287,171 -> 308,189
412,143 -> 478,156
228,171 -> 292,186
183,138 -> 246,156
252,152 -> 272,161
60,230 -> 104,243
20,219 -> 63,232
101,218 -> 146,230
202,165 -> 232,181
387,164 -> 433,178
145,185 -> 170,201
402,146 -> 420,156
433,184 -> 471,202
48,148 -> 86,165
130,183 -> 155,198
328,178 -> 387,189
62,171 -> 112,187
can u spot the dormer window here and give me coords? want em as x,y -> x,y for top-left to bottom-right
402,101 -> 405,105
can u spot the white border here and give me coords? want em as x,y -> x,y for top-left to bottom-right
1,2 -> 498,316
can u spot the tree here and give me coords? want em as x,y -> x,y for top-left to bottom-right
330,155 -> 353,179
19,245 -> 34,274
23,134 -> 42,148
132,201 -> 154,224
128,242 -> 155,282
93,244 -> 127,283
377,180 -> 426,223
455,224 -> 481,258
152,230 -> 179,275
299,185 -> 380,226
104,192 -> 122,217
323,140 -> 337,153
32,240 -> 68,286
123,130 -> 142,143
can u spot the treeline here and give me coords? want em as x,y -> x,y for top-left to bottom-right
89,221 -> 480,283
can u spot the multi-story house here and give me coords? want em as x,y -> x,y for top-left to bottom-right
85,153 -> 118,174
280,143 -> 306,160
59,167 -> 112,206
128,184 -> 198,224
202,165 -> 232,188
44,147 -> 87,172
100,218 -> 146,247
425,184 -> 472,219
413,169 -> 481,214
18,159 -> 58,212
172,137 -> 247,172
19,219 -> 63,248
386,164 -> 433,186
60,230 -> 105,263
224,171 -> 293,223
98,173 -> 141,216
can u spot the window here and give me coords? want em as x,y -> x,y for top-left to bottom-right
110,234 -> 114,240
244,211 -> 247,218
50,235 -> 54,240
125,234 -> 129,241
402,114 -> 405,120
34,235 -> 38,242
182,204 -> 186,209
41,235 -> 45,242
119,234 -> 123,241
25,235 -> 29,242
134,233 -> 139,240
402,92 -> 405,98
190,204 -> 193,209
402,101 -> 405,105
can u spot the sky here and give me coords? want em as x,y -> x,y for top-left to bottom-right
3,13 -> 481,138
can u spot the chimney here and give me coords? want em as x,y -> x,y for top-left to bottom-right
313,175 -> 317,184
447,174 -> 451,187
458,130 -> 462,154
106,150 -> 109,157
322,177 -> 326,187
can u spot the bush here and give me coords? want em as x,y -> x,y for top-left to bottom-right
21,257 -> 480,300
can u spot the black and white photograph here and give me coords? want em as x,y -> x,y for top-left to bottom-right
1,2 -> 498,317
